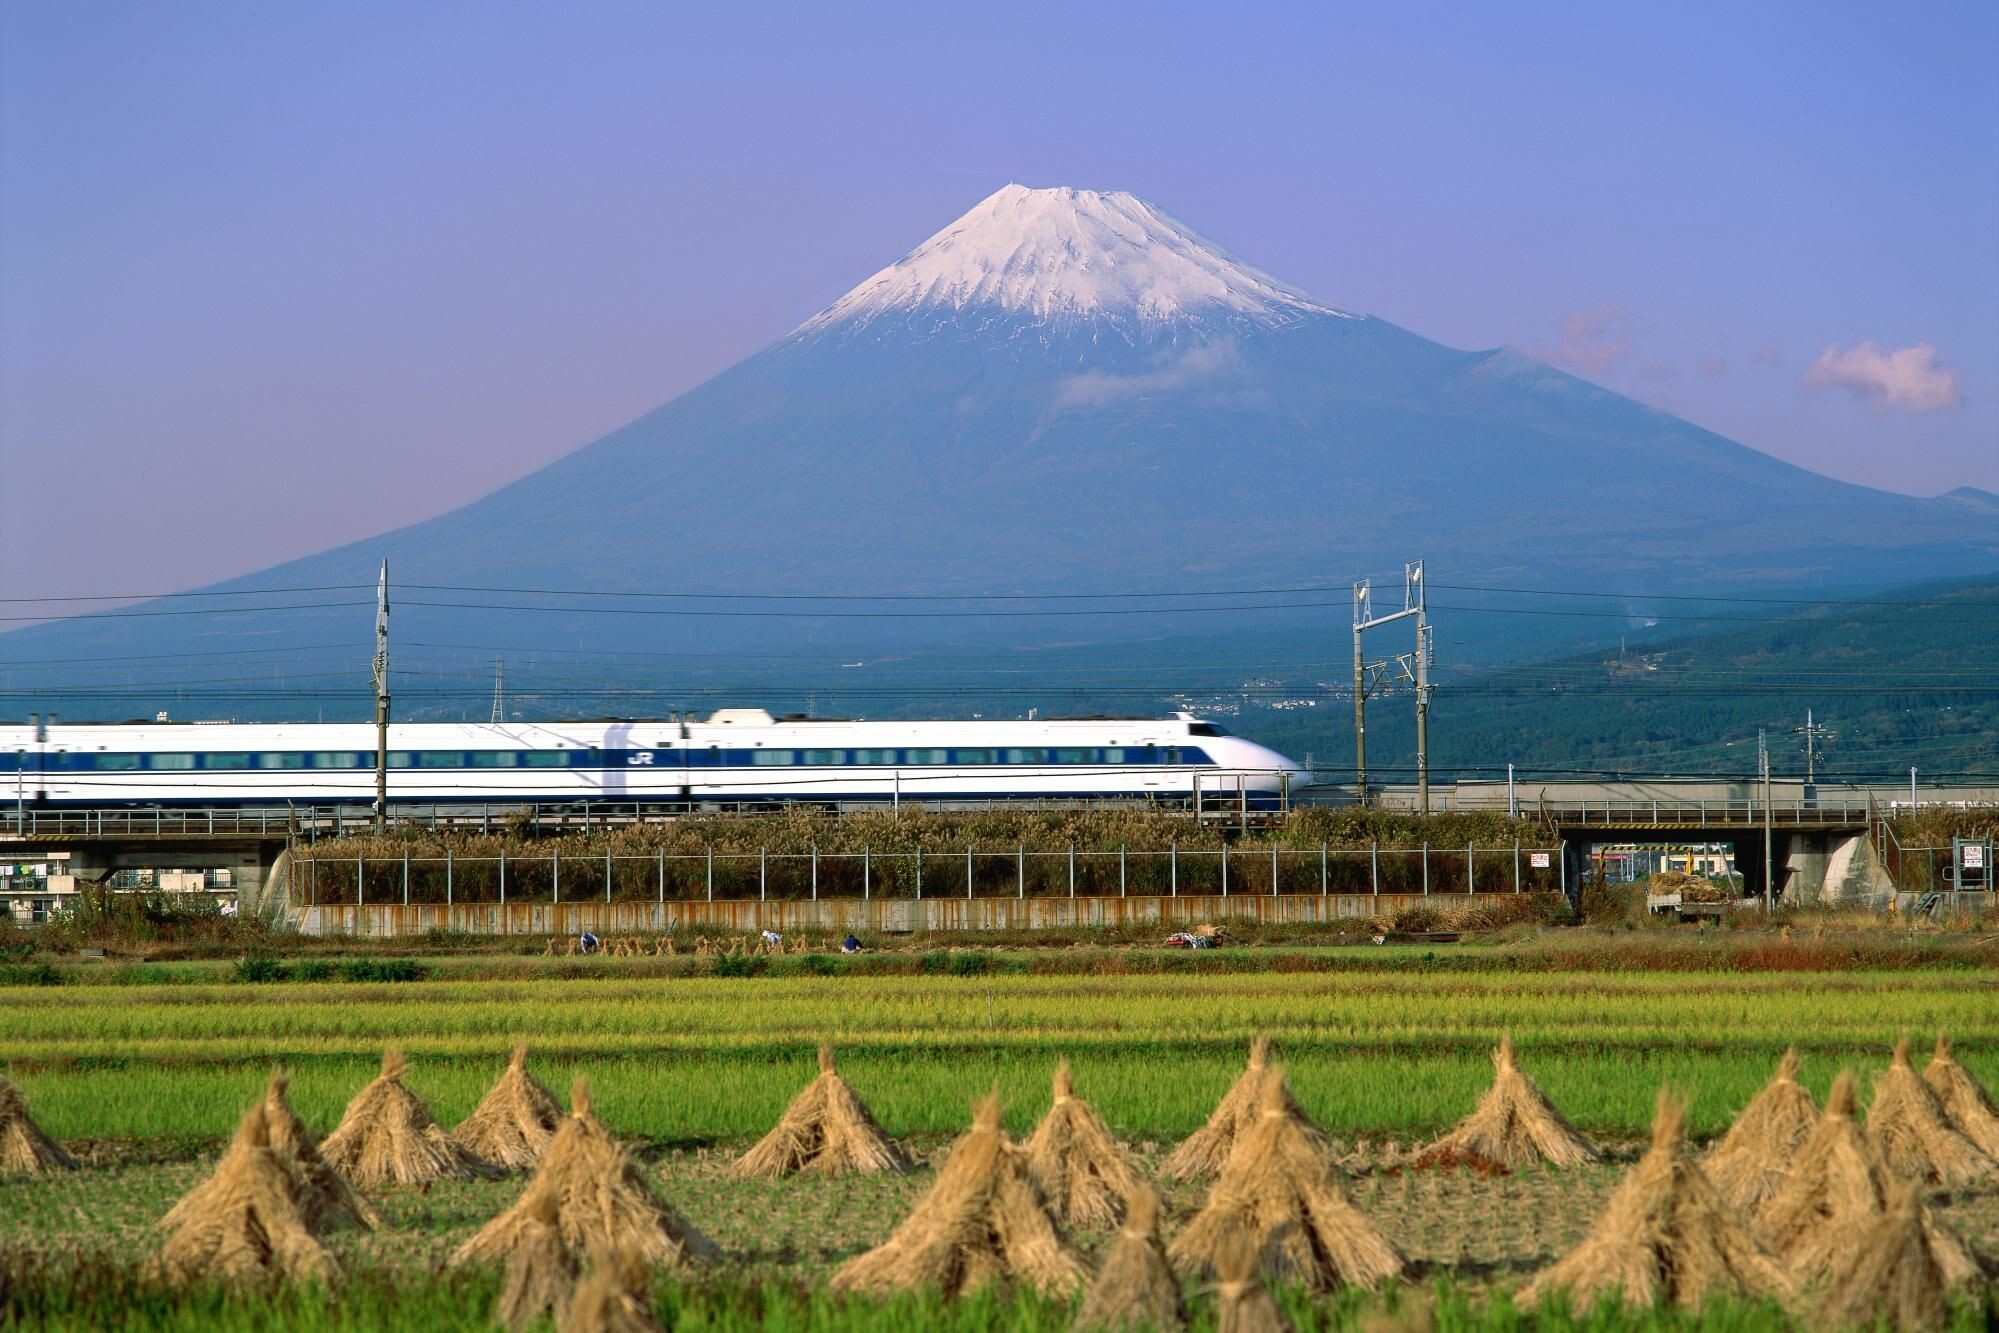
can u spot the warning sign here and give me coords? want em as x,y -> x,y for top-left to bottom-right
1530,852 -> 1551,869
1965,844 -> 1986,870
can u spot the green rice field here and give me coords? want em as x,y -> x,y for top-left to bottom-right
5,966 -> 1996,1144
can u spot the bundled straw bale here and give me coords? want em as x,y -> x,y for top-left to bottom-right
0,1075 -> 74,1175
154,1102 -> 339,1286
165,1078 -> 368,1236
1413,1035 -> 1599,1170
453,1080 -> 717,1274
1516,1091 -> 1792,1312
734,1044 -> 908,1179
559,1246 -> 663,1333
456,1043 -> 565,1171
495,1189 -> 581,1331
1164,1037 -> 1325,1181
832,1092 -> 1087,1298
1026,1061 -> 1148,1230
1761,1071 -> 1978,1289
1821,1181 -> 1964,1332
1212,1233 -> 1294,1333
1923,1032 -> 1999,1159
1169,1077 -> 1405,1292
260,1072 -> 379,1231
1703,1049 -> 1818,1215
1868,1037 -> 1996,1186
321,1050 -> 503,1188
1073,1185 -> 1185,1332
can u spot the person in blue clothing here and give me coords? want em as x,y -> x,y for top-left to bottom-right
840,934 -> 862,954
578,930 -> 600,955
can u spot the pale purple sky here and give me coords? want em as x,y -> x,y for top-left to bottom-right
4,2 -> 1994,601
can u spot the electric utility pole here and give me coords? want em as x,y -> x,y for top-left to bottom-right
1352,604 -> 1367,803
1351,560 -> 1433,812
1794,709 -> 1834,786
1759,727 -> 1773,911
1414,566 -> 1432,814
373,561 -> 390,834
490,655 -> 505,725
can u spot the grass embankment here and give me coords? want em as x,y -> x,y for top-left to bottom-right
5,970 -> 1993,1146
1882,806 -> 1997,848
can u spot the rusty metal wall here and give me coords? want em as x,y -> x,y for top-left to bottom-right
297,893 -> 1485,938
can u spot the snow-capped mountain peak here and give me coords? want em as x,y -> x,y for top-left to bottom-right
797,184 -> 1352,335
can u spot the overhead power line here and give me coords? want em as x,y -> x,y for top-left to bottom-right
0,585 -> 369,606
10,573 -> 1989,610
1427,581 -> 1996,608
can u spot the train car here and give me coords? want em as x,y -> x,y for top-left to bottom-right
0,711 -> 1311,809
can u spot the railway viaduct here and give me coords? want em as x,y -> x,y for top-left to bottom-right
4,780 -> 1990,925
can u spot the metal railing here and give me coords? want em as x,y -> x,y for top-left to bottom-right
1537,799 -> 1873,826
1,792 -> 1281,842
282,841 -> 1567,907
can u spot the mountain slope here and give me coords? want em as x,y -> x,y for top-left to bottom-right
1252,576 -> 1999,780
5,184 -> 1997,717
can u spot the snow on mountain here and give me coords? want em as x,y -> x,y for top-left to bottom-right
797,183 -> 1353,336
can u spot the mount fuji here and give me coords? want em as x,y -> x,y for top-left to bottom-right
7,184 -> 1997,706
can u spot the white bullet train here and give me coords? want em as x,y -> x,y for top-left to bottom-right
0,710 -> 1311,809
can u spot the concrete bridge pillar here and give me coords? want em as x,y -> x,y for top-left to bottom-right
1816,831 -> 1895,907
1781,834 -> 1827,903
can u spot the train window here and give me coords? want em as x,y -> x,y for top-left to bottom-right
466,751 -> 515,768
751,750 -> 796,766
956,749 -> 995,765
519,751 -> 566,768
906,748 -> 949,765
1006,748 -> 1048,764
312,752 -> 361,769
802,749 -> 842,765
149,754 -> 197,770
1100,748 -> 1127,764
259,753 -> 307,770
1164,747 -> 1183,764
1187,722 -> 1229,737
95,753 -> 142,771
1054,748 -> 1089,764
207,753 -> 255,770
418,752 -> 459,769
388,752 -> 415,769
851,749 -> 897,765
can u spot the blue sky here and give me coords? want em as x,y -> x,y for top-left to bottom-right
3,1 -> 1994,599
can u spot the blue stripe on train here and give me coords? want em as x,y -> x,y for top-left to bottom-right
23,746 -> 1218,774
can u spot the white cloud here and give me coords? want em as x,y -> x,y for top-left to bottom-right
1801,341 -> 1962,412
1544,305 -> 1636,376
1053,341 -> 1240,409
